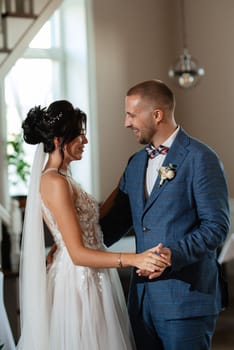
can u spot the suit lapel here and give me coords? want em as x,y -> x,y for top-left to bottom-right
134,150 -> 149,212
143,128 -> 190,213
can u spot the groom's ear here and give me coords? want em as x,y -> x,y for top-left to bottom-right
153,108 -> 163,123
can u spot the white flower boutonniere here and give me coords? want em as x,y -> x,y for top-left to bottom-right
158,163 -> 176,187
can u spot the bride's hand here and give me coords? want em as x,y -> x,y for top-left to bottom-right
136,243 -> 171,277
134,243 -> 171,272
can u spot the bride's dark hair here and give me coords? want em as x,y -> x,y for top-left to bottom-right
22,100 -> 86,153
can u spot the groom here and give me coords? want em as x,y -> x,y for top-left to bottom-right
100,80 -> 230,350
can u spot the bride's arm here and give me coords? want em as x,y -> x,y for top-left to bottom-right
41,174 -> 170,272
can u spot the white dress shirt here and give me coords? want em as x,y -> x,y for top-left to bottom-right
145,126 -> 180,197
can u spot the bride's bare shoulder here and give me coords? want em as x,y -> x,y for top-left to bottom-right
41,169 -> 70,198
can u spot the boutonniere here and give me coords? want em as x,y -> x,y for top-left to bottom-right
158,163 -> 176,187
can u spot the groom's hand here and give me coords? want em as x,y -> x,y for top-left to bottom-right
136,243 -> 171,279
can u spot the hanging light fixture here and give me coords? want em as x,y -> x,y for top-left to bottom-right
168,0 -> 205,88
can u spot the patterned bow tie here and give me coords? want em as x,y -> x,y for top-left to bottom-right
145,144 -> 169,159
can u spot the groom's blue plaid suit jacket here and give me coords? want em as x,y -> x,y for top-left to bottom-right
101,128 -> 230,320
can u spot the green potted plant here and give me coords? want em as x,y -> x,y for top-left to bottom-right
7,132 -> 31,212
7,132 -> 30,188
5,133 -> 30,271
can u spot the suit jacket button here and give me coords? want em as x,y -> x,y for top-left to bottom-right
143,227 -> 149,232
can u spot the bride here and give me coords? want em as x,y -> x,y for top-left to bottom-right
17,100 -> 170,350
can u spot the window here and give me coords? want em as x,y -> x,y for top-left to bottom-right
6,10 -> 62,196
6,0 -> 93,197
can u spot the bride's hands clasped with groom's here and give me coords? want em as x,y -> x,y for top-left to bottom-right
136,243 -> 171,279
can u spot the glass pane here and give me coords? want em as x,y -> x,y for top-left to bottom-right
29,21 -> 52,48
5,58 -> 59,195
29,12 -> 60,48
6,58 -> 57,123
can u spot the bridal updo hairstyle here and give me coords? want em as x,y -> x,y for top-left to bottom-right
22,100 -> 86,153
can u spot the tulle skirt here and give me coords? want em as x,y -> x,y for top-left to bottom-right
47,248 -> 136,350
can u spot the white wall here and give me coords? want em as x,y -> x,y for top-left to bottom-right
88,0 -> 234,201
173,0 -> 234,198
60,0 -> 94,194
90,0 -> 176,201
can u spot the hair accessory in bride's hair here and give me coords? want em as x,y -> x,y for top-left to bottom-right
46,112 -> 63,125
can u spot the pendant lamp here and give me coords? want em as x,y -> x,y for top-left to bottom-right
168,0 -> 205,88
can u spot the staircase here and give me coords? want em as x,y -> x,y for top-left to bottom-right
0,0 -> 63,80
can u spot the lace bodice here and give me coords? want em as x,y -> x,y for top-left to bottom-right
41,170 -> 105,250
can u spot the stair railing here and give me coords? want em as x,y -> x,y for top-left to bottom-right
0,0 -> 36,52
2,0 -> 34,16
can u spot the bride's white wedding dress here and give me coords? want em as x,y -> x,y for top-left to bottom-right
41,169 -> 136,350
